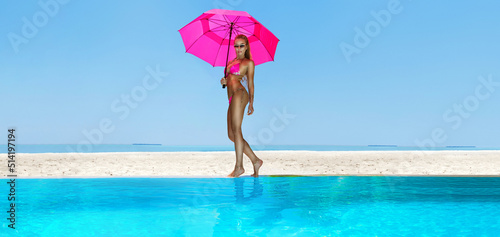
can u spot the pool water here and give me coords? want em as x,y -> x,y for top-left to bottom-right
2,176 -> 500,236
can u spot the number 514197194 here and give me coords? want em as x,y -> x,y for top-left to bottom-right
8,129 -> 16,173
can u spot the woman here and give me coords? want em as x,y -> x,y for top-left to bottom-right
220,34 -> 263,178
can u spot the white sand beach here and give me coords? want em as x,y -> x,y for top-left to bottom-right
2,150 -> 499,178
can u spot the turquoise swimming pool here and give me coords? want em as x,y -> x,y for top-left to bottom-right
2,176 -> 500,236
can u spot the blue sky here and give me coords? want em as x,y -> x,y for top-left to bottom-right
1,0 -> 499,147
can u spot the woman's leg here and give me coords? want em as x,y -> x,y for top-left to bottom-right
227,106 -> 263,177
227,88 -> 247,177
227,88 -> 253,177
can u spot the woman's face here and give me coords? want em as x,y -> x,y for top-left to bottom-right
234,38 -> 246,57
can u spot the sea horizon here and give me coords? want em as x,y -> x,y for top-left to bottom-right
1,144 -> 499,154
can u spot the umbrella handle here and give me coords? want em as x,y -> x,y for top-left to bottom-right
222,68 -> 228,89
222,23 -> 234,90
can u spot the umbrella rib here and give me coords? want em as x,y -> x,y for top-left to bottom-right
206,18 -> 230,36
208,18 -> 229,24
232,16 -> 242,37
207,19 -> 227,28
209,20 -> 228,27
211,28 -> 231,33
233,23 -> 256,28
184,18 -> 213,53
227,16 -> 256,29
208,26 -> 229,33
234,15 -> 241,24
233,26 -> 245,36
213,27 -> 231,66
230,21 -> 256,24
234,24 -> 257,37
221,14 -> 231,27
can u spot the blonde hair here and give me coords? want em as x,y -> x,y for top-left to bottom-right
235,34 -> 252,60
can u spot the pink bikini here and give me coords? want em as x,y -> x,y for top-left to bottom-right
229,61 -> 241,76
228,60 -> 244,105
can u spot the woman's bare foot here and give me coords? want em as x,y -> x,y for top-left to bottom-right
251,159 -> 263,177
228,167 -> 245,177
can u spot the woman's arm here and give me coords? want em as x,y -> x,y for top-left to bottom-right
247,60 -> 255,105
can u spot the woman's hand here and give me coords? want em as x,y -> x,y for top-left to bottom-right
220,77 -> 227,86
247,103 -> 254,115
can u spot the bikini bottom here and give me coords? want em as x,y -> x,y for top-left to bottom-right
229,87 -> 246,104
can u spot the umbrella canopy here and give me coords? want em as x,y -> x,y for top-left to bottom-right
178,9 -> 279,67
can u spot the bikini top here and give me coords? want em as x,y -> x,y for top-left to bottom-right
227,59 -> 249,91
228,59 -> 243,76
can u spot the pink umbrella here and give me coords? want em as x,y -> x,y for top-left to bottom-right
178,9 -> 279,88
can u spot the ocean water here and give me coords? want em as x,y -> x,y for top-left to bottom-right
1,176 -> 500,236
0,144 -> 498,153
